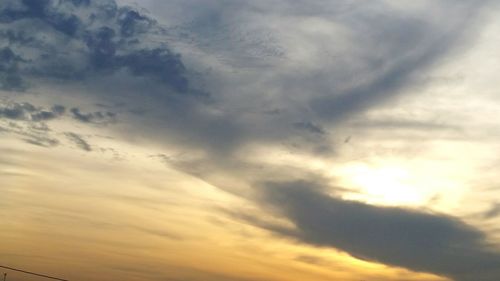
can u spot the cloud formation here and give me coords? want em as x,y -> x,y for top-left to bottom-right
0,47 -> 25,90
0,100 -> 117,150
70,107 -> 116,124
0,101 -> 64,121
249,181 -> 500,281
65,132 -> 92,151
0,0 -> 195,95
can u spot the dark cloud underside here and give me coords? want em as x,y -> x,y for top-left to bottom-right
251,181 -> 500,281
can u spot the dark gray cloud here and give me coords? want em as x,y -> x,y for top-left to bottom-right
293,121 -> 325,135
70,107 -> 116,124
1,0 -> 489,162
0,0 -> 198,95
0,101 -> 63,147
307,1 -> 489,124
23,135 -> 59,147
483,203 -> 500,220
65,132 -> 91,151
0,47 -> 25,90
246,181 -> 500,281
0,101 -> 65,121
294,255 -> 329,267
130,225 -> 182,241
0,100 -> 114,151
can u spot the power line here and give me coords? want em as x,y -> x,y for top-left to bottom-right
0,265 -> 69,281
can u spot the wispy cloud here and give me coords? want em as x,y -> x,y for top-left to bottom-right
65,132 -> 92,151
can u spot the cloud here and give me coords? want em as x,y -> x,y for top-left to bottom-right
1,2 -> 498,279
482,203 -> 500,220
1,0 -> 490,164
0,101 -> 65,121
131,0 -> 493,164
293,121 -> 325,135
23,135 -> 59,147
0,100 -> 114,151
65,132 -> 92,151
348,118 -> 459,132
130,225 -> 182,241
0,47 -> 25,90
70,107 -> 116,124
114,2 -> 497,230
294,255 -> 328,266
0,0 -> 200,95
246,181 -> 500,281
305,1 -> 489,124
0,101 -> 64,147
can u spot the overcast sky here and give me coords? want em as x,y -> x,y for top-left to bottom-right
1,1 -> 500,281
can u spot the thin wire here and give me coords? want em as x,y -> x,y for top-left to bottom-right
0,265 -> 68,281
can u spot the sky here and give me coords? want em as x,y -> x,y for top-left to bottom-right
1,0 -> 500,280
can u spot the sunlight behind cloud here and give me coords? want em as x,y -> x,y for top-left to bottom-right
339,164 -> 425,206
